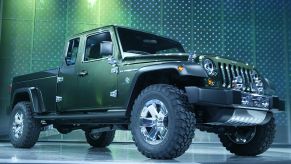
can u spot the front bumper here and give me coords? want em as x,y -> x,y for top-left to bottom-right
185,87 -> 285,112
185,87 -> 285,126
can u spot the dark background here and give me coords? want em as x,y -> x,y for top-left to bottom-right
0,0 -> 290,144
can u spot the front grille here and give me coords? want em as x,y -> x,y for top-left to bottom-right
218,62 -> 253,91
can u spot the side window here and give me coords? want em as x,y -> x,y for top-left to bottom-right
84,32 -> 112,61
66,38 -> 80,65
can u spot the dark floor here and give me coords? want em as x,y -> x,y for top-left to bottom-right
0,142 -> 290,163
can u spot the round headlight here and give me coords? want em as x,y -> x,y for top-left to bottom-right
203,59 -> 216,76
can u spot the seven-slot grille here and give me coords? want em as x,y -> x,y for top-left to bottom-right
218,62 -> 254,91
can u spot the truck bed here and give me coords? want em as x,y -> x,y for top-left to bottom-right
11,68 -> 59,113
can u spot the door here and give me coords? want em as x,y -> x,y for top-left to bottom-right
57,37 -> 80,112
75,31 -> 118,111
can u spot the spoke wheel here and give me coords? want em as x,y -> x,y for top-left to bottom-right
219,117 -> 276,156
140,99 -> 168,145
130,84 -> 195,159
227,127 -> 256,144
12,112 -> 24,139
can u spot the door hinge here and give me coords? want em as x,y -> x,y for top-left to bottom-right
56,96 -> 63,103
111,67 -> 119,74
110,90 -> 118,98
57,77 -> 64,83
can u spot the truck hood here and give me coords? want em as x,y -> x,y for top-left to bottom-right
122,53 -> 189,65
122,53 -> 255,73
122,53 -> 255,69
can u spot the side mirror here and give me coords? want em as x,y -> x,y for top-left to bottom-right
100,41 -> 113,56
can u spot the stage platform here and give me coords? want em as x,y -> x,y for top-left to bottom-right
0,142 -> 290,163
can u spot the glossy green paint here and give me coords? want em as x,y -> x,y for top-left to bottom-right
58,27 -> 120,112
75,59 -> 118,110
116,54 -> 191,107
12,25 -> 259,113
58,26 -> 194,112
12,69 -> 59,113
57,64 -> 79,111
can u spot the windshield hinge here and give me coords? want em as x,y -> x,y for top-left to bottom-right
110,90 -> 118,98
56,96 -> 63,103
57,77 -> 64,83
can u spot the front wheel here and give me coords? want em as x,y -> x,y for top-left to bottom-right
218,117 -> 276,156
130,84 -> 195,159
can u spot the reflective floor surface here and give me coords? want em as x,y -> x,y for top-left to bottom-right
0,142 -> 291,163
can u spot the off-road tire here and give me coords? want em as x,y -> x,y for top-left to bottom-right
9,101 -> 41,148
218,117 -> 276,156
130,84 -> 195,159
56,127 -> 72,134
85,130 -> 115,148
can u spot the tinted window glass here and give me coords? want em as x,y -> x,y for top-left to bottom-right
84,32 -> 112,61
118,27 -> 185,55
66,38 -> 80,65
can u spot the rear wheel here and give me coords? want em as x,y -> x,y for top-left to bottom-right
9,101 -> 41,148
55,125 -> 73,134
85,130 -> 115,148
218,117 -> 275,156
130,84 -> 195,159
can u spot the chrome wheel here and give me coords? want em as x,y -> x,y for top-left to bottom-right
227,127 -> 256,144
12,112 -> 24,139
140,99 -> 168,145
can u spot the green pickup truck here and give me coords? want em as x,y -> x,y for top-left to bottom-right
8,25 -> 284,159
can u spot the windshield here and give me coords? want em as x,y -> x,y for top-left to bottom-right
117,27 -> 185,57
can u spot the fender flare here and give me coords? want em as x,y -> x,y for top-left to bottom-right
9,87 -> 45,114
125,63 -> 208,113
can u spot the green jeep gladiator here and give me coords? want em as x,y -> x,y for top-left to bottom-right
8,25 -> 284,159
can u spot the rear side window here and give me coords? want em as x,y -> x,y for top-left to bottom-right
84,32 -> 112,61
66,38 -> 80,65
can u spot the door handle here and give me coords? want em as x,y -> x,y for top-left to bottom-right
78,70 -> 88,77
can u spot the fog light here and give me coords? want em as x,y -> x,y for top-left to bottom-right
208,79 -> 215,86
177,66 -> 184,72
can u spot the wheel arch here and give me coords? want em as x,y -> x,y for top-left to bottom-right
125,64 -> 207,116
9,87 -> 45,114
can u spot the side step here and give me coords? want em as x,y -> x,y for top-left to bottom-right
33,111 -> 128,124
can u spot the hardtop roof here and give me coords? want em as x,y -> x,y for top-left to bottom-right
68,25 -> 180,43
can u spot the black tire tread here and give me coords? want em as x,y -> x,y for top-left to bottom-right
10,101 -> 41,148
218,117 -> 275,156
131,84 -> 195,159
85,130 -> 115,148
